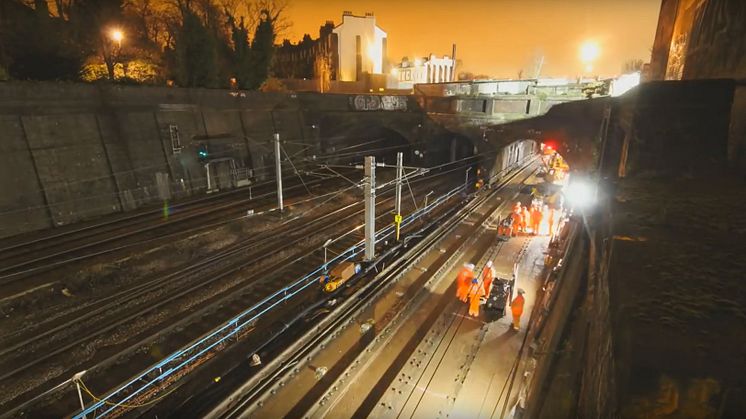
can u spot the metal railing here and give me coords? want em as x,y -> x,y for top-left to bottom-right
74,184 -> 464,418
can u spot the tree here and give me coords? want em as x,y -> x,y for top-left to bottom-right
458,71 -> 475,81
623,58 -> 644,74
247,8 -> 275,89
172,5 -> 220,87
0,0 -> 84,80
227,13 -> 252,88
67,0 -> 127,80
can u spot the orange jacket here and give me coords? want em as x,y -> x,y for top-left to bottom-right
482,267 -> 494,293
457,268 -> 473,287
468,282 -> 485,299
531,208 -> 542,224
511,294 -> 525,316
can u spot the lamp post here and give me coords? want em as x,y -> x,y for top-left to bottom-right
579,40 -> 600,74
106,28 -> 124,80
110,29 -> 124,48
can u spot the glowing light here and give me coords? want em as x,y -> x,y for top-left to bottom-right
579,41 -> 600,63
611,72 -> 641,96
564,178 -> 596,209
367,45 -> 377,60
390,68 -> 398,76
110,28 -> 124,44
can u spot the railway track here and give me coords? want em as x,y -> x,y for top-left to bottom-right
0,169 -> 459,417
205,159 -> 538,419
0,169 -> 351,287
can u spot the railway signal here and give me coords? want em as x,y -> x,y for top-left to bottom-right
197,144 -> 209,162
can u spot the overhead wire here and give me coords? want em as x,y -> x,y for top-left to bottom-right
280,143 -> 312,195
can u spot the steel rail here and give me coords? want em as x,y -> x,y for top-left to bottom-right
214,157 -> 538,419
71,180 -> 465,418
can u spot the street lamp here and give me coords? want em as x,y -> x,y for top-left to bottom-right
579,40 -> 599,74
109,28 -> 124,48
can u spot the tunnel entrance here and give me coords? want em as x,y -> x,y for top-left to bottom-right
323,126 -> 413,166
449,135 -> 474,163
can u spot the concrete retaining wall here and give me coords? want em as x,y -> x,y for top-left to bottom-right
0,83 -> 440,238
0,83 -> 311,237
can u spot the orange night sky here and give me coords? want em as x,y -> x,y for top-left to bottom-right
282,0 -> 662,78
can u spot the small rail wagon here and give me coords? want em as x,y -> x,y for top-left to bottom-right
320,261 -> 362,292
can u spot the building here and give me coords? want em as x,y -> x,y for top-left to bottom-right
273,21 -> 339,92
332,11 -> 388,82
390,54 -> 456,89
272,11 -> 389,92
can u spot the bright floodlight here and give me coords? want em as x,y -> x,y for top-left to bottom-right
110,28 -> 124,44
580,41 -> 600,63
564,178 -> 596,209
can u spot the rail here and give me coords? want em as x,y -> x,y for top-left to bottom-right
73,184 -> 465,418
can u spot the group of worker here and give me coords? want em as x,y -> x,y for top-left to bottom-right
454,261 -> 526,330
501,201 -> 559,238
455,262 -> 491,317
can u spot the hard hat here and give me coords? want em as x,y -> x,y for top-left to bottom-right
517,288 -> 525,295
465,263 -> 475,270
472,279 -> 478,284
486,261 -> 493,267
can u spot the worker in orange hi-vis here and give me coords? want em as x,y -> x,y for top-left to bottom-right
531,205 -> 542,236
468,278 -> 485,317
522,206 -> 531,234
482,261 -> 494,295
512,210 -> 523,236
513,202 -> 522,214
456,263 -> 475,302
510,288 -> 526,330
539,205 -> 551,236
548,208 -> 556,237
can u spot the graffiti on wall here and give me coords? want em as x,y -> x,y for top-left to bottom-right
684,0 -> 746,79
351,95 -> 408,111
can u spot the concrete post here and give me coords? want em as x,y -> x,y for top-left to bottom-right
73,370 -> 87,418
75,381 -> 86,418
364,156 -> 376,261
205,163 -> 212,192
274,133 -> 283,212
394,152 -> 403,241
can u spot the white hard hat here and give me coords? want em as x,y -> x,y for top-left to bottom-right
486,261 -> 493,267
465,263 -> 475,270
